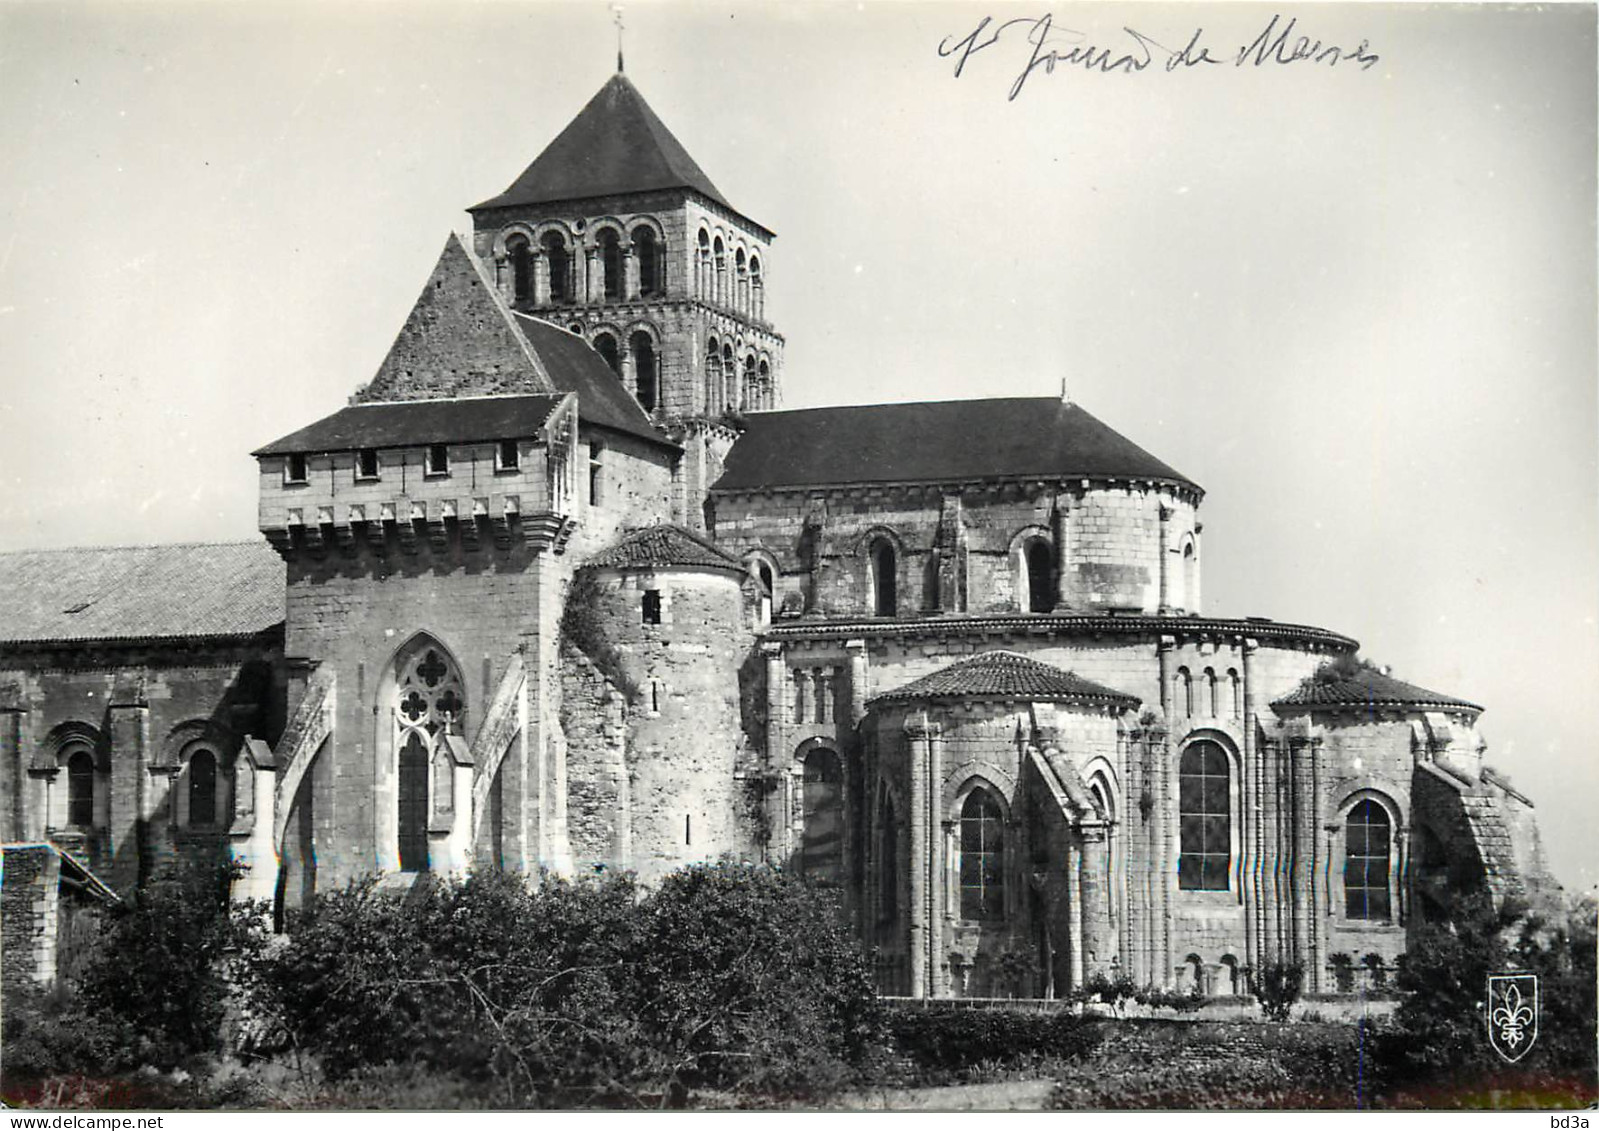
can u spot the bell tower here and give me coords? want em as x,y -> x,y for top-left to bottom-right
468,71 -> 782,527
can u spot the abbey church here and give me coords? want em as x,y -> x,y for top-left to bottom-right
0,71 -> 1560,1000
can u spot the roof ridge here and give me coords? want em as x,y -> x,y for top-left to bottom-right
0,539 -> 268,556
331,390 -> 562,409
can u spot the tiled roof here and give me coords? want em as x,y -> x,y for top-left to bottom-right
584,524 -> 744,573
868,650 -> 1140,708
0,542 -> 284,645
471,74 -> 745,222
512,315 -> 676,449
254,394 -> 565,456
1272,667 -> 1482,714
713,398 -> 1198,492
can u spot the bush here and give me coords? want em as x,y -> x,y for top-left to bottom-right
245,862 -> 879,1107
1134,986 -> 1205,1013
885,1003 -> 1099,1079
1252,961 -> 1304,1022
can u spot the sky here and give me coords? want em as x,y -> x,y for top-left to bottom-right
1,1 -> 1594,889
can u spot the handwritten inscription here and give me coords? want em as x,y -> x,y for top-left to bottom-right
939,13 -> 1380,100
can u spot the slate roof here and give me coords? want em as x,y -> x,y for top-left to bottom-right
254,395 -> 565,456
471,74 -> 749,225
512,315 -> 676,448
868,650 -> 1140,708
584,524 -> 744,574
713,398 -> 1198,492
1272,667 -> 1482,714
0,542 -> 284,645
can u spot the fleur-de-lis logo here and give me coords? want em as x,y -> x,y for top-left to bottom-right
1486,973 -> 1539,1063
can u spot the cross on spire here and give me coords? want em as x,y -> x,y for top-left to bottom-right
612,4 -> 625,73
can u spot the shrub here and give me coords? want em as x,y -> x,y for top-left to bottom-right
631,862 -> 883,1101
1134,986 -> 1205,1013
245,863 -> 878,1107
1252,961 -> 1304,1022
885,1002 -> 1099,1079
1081,972 -> 1138,1015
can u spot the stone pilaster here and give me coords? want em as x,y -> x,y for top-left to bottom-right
1066,837 -> 1084,991
0,707 -> 21,842
845,639 -> 869,724
906,716 -> 932,998
1157,505 -> 1173,614
1242,638 -> 1259,981
1051,496 -> 1072,610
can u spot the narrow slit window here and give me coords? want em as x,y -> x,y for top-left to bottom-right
642,589 -> 662,625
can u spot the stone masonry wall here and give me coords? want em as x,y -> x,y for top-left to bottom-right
557,642 -> 629,871
0,844 -> 58,993
574,565 -> 753,885
713,483 -> 1199,619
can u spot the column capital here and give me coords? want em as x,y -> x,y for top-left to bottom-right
844,637 -> 868,655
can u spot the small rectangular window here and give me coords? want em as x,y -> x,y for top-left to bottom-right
642,589 -> 662,625
356,448 -> 380,480
496,439 -> 520,471
284,453 -> 308,484
588,442 -> 604,505
425,443 -> 449,476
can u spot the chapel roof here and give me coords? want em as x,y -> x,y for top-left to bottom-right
1272,666 -> 1482,715
712,398 -> 1199,493
470,74 -> 752,227
253,394 -> 566,455
584,524 -> 745,574
0,542 -> 284,646
868,650 -> 1140,709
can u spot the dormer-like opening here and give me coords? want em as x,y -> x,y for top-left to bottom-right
425,443 -> 449,477
356,448 -> 380,481
496,439 -> 520,471
284,453 -> 308,485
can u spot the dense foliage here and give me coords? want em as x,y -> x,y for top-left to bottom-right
1252,961 -> 1305,1022
884,1002 -> 1100,1080
1374,894 -> 1597,1104
2,858 -> 260,1106
244,863 -> 881,1107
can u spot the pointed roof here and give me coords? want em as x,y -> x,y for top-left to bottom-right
713,398 -> 1199,493
0,542 -> 284,645
584,524 -> 744,575
471,74 -> 745,222
267,235 -> 673,451
868,650 -> 1140,709
1273,666 -> 1482,715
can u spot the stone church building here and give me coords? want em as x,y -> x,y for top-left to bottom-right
0,71 -> 1558,999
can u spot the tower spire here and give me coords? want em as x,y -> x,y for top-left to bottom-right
612,4 -> 625,73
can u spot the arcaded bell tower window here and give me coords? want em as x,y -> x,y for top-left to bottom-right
506,234 -> 532,302
871,539 -> 897,617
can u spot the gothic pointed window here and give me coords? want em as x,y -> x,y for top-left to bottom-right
506,234 -> 532,303
66,748 -> 95,828
631,331 -> 657,412
1344,799 -> 1392,921
959,788 -> 1005,921
801,747 -> 843,886
1179,740 -> 1230,891
393,643 -> 466,873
